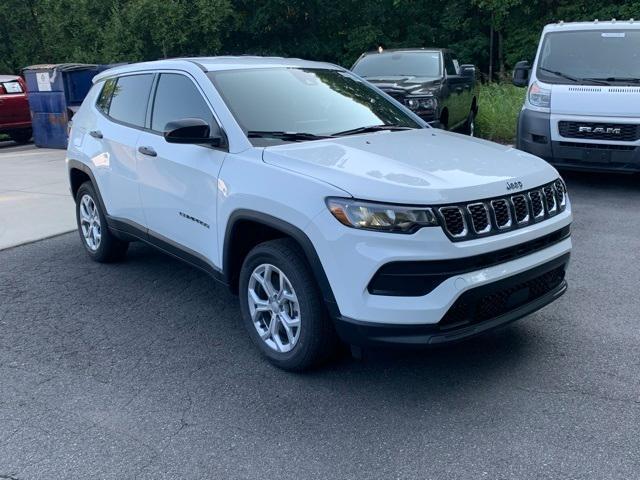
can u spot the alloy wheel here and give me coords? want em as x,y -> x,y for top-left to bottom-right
79,194 -> 101,251
247,263 -> 301,352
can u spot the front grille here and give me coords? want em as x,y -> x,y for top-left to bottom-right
439,207 -> 466,237
382,89 -> 406,102
437,180 -> 567,241
439,265 -> 566,329
558,121 -> 640,141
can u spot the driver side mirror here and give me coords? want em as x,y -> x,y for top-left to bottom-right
512,60 -> 531,87
164,118 -> 224,147
460,64 -> 476,79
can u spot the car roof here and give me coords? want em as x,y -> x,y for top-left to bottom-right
359,48 -> 445,56
0,75 -> 20,82
93,56 -> 342,83
543,20 -> 640,33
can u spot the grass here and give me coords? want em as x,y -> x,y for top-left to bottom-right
476,83 -> 526,145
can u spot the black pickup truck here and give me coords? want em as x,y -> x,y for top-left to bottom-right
352,48 -> 478,135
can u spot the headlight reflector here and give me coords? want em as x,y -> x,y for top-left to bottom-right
405,96 -> 437,111
528,81 -> 551,108
326,198 -> 438,233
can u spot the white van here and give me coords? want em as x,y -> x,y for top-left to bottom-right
513,20 -> 640,172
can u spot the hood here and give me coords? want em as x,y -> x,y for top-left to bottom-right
551,84 -> 640,117
262,129 -> 558,204
364,76 -> 441,96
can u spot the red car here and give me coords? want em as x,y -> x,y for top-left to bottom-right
0,75 -> 32,144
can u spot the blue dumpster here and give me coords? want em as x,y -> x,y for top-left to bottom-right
23,64 -> 99,149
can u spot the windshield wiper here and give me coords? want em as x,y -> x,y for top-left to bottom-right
584,77 -> 640,84
539,67 -> 609,85
247,131 -> 333,142
332,124 -> 415,137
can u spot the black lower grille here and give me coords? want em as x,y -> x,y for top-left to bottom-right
368,226 -> 570,296
439,264 -> 567,329
558,121 -> 640,141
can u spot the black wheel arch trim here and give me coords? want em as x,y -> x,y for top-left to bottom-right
223,209 -> 341,318
68,159 -> 110,216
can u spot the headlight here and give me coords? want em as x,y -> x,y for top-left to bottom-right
528,81 -> 551,108
326,198 -> 438,234
405,96 -> 437,111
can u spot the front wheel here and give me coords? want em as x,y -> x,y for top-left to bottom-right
239,239 -> 338,371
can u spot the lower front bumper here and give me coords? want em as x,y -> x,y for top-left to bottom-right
334,253 -> 569,347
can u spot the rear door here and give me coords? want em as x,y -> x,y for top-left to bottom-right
92,73 -> 154,227
135,72 -> 226,266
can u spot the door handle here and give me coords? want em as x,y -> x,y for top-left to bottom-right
89,130 -> 103,139
138,146 -> 157,157
455,87 -> 463,93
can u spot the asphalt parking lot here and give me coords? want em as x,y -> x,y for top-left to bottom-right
1,170 -> 639,479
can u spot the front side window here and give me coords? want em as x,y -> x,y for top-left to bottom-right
444,54 -> 458,76
208,67 -> 421,145
537,30 -> 640,84
151,73 -> 214,132
352,52 -> 442,78
107,74 -> 154,127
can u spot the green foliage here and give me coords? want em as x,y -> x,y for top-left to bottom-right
476,83 -> 526,144
1,0 -> 639,74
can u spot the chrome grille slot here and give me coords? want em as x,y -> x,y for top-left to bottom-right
554,179 -> 566,208
439,207 -> 467,237
467,203 -> 491,234
529,190 -> 544,219
511,195 -> 530,224
491,199 -> 512,229
543,185 -> 557,214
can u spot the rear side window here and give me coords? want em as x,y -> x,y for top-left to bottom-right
96,79 -> 116,114
151,73 -> 213,132
104,74 -> 154,127
1,81 -> 23,94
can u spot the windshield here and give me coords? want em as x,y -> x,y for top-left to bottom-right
208,68 -> 421,144
537,30 -> 640,84
352,51 -> 442,78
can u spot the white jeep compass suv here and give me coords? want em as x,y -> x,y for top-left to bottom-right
67,57 -> 572,371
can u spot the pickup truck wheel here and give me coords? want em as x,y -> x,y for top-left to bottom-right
75,182 -> 129,262
463,110 -> 476,136
9,129 -> 32,144
239,238 -> 337,371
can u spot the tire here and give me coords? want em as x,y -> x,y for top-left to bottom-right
239,238 -> 338,371
9,129 -> 32,144
463,109 -> 476,136
75,181 -> 128,262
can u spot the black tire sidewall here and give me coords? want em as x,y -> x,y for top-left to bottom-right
75,182 -> 113,262
238,241 -> 326,370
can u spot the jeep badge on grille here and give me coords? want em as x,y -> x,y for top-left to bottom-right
506,180 -> 523,191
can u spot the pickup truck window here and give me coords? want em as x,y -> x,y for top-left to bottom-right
352,52 -> 442,78
537,30 -> 640,84
208,67 -> 421,143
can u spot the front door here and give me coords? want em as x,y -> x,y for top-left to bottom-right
136,72 -> 226,267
